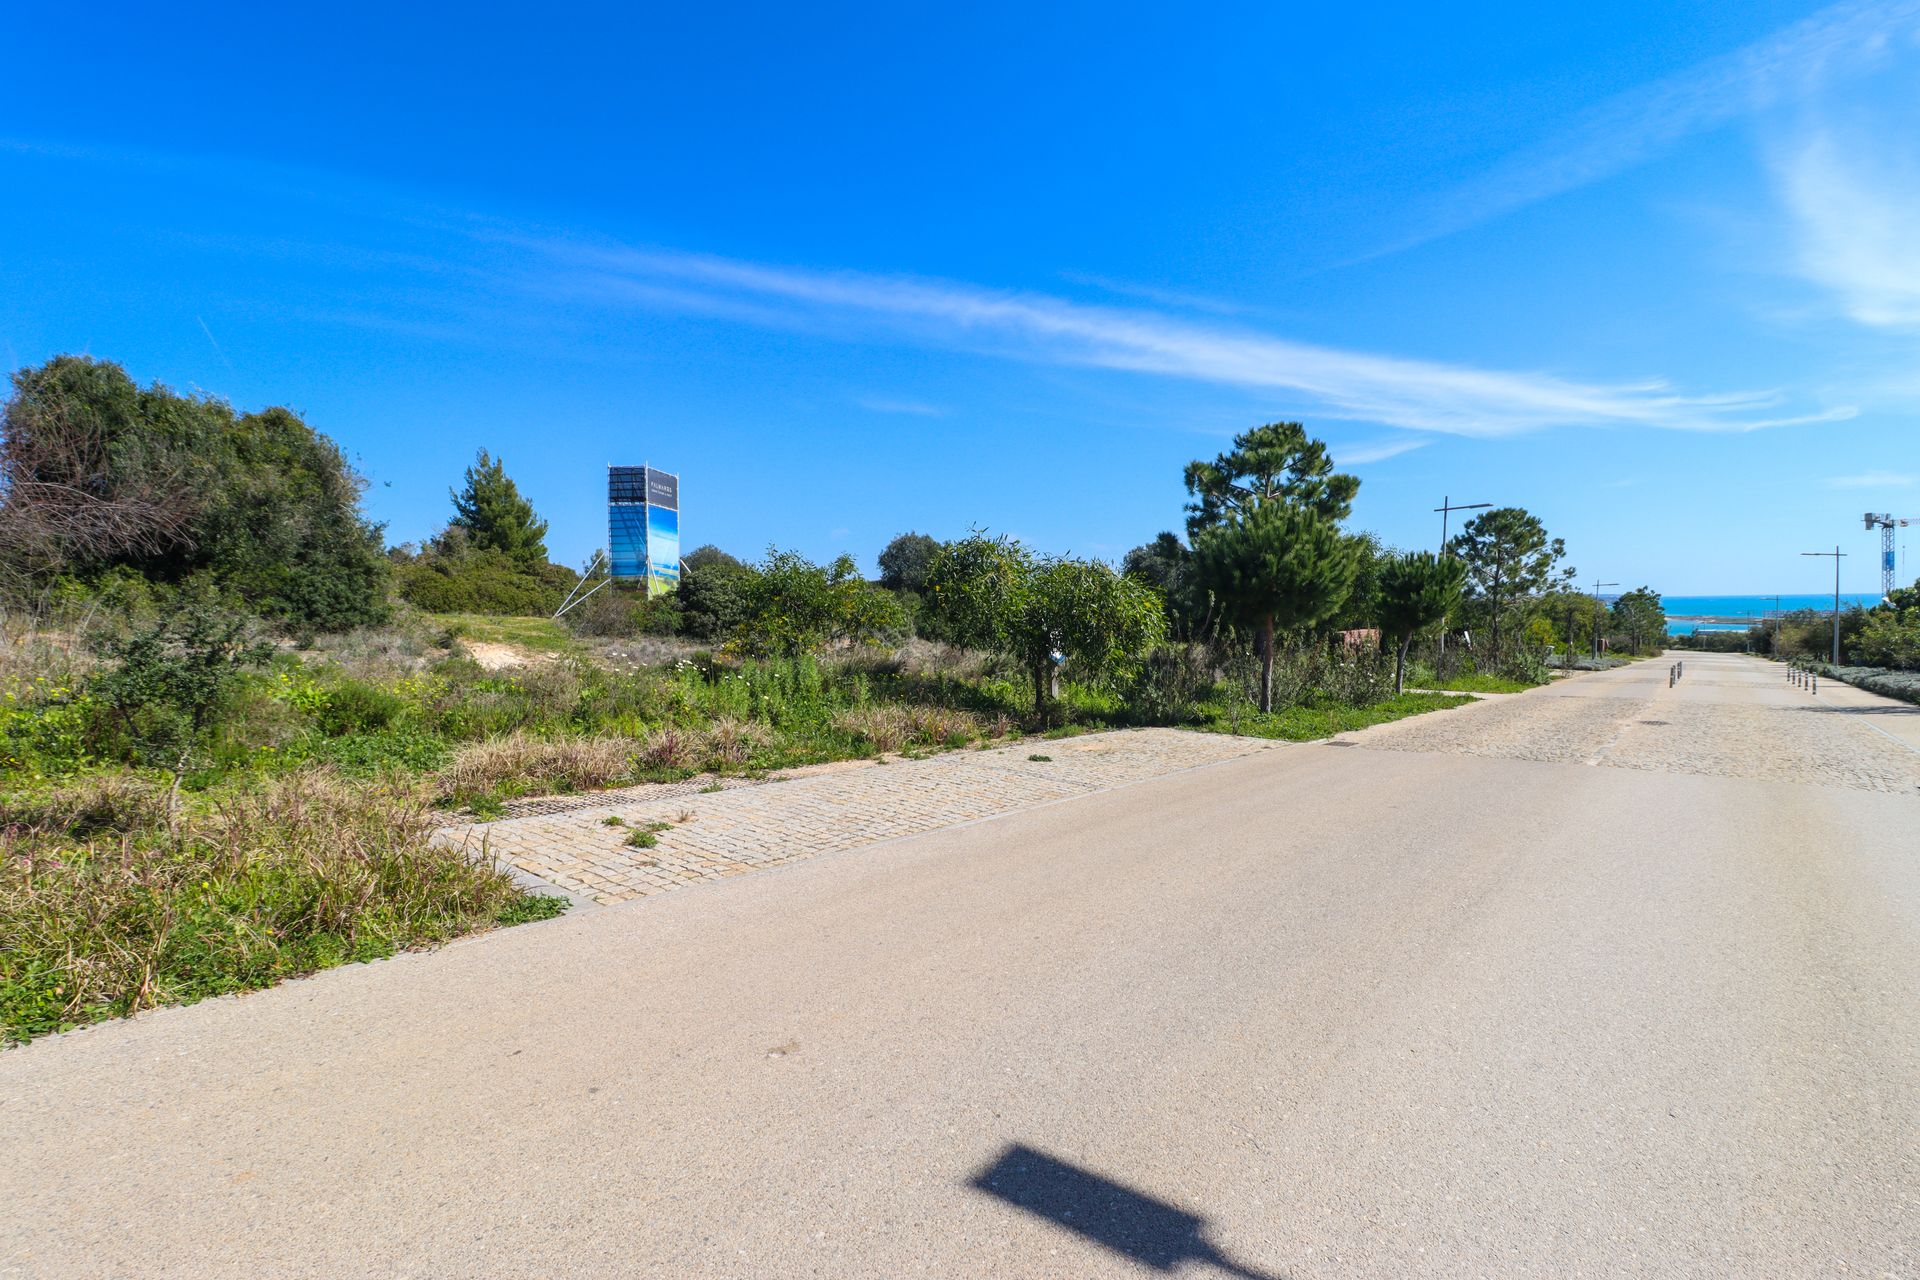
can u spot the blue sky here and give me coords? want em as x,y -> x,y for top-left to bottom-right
3,1 -> 1918,593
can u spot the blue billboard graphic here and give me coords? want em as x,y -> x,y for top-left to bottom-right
609,465 -> 680,596
646,503 -> 680,596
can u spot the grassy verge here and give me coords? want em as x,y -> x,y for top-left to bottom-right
0,770 -> 565,1044
1195,691 -> 1472,741
1419,672 -> 1536,694
436,613 -> 578,655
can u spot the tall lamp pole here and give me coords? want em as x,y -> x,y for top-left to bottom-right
1800,547 -> 1847,665
1591,579 -> 1618,658
1434,497 -> 1491,668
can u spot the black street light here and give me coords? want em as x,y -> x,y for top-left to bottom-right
1434,497 -> 1492,669
1434,496 -> 1493,552
1801,546 -> 1847,665
1591,579 -> 1618,658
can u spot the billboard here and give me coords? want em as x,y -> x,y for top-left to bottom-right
608,465 -> 680,596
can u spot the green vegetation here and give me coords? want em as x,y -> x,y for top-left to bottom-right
1405,667 -> 1534,694
441,613 -> 578,655
5,353 -> 1623,1041
0,770 -> 562,1044
2,356 -> 389,632
1378,551 -> 1468,695
1445,507 -> 1570,659
926,534 -> 1164,713
1716,577 -> 1920,702
1198,692 -> 1472,740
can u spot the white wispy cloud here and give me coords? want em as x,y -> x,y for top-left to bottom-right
524,240 -> 1851,437
1777,130 -> 1920,327
1826,469 -> 1916,487
1331,437 -> 1430,465
855,396 -> 946,417
1389,0 -> 1920,253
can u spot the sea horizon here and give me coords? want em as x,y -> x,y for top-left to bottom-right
1660,592 -> 1884,635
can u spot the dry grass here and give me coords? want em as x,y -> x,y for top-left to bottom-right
0,771 -> 166,837
1,769 -> 559,1043
437,731 -> 636,802
832,705 -> 983,753
702,716 -> 772,768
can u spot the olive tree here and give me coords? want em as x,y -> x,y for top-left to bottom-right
925,534 -> 1165,713
1377,551 -> 1467,695
731,548 -> 905,656
1191,505 -> 1357,712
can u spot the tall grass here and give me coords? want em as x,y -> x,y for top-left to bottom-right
0,769 -> 561,1043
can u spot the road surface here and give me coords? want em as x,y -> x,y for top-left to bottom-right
2,653 -> 1916,1277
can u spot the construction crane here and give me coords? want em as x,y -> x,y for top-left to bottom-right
1864,513 -> 1917,595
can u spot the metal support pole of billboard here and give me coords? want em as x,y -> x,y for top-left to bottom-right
1800,546 -> 1846,665
553,550 -> 609,620
1433,497 -> 1491,671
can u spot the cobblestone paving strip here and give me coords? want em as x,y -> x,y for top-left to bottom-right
440,729 -> 1277,905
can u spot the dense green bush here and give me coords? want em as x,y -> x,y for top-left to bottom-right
1,356 -> 390,631
731,549 -> 907,656
393,541 -> 574,615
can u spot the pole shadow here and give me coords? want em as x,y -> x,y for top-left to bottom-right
968,1144 -> 1285,1279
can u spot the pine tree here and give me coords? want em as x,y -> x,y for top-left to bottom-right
449,450 -> 549,570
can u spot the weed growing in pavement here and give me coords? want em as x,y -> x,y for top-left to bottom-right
624,821 -> 672,849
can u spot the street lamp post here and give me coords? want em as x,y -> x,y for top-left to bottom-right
1800,546 -> 1847,665
1591,579 -> 1618,659
1433,497 -> 1491,671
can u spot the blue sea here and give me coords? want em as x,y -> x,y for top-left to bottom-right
1661,593 -> 1883,635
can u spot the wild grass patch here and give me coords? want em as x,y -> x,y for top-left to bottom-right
0,769 -> 562,1043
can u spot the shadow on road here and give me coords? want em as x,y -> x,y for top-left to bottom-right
968,1144 -> 1284,1279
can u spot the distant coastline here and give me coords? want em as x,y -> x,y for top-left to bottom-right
1662,592 -> 1882,635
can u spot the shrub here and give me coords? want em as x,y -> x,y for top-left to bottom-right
1,356 -> 391,631
311,679 -> 408,736
393,544 -> 571,616
731,549 -> 908,657
1812,663 -> 1920,706
86,596 -> 273,770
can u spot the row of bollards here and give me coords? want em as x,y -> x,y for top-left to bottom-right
1669,659 -> 1684,688
1788,662 -> 1818,695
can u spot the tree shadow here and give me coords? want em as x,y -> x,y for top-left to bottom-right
969,1144 -> 1285,1279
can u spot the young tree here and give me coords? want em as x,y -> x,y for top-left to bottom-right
1377,552 -> 1468,694
1191,505 -> 1357,712
876,532 -> 942,593
1445,507 -> 1565,659
450,450 -> 549,571
731,548 -> 905,656
925,534 -> 1165,713
1183,421 -> 1359,536
1609,587 -> 1667,654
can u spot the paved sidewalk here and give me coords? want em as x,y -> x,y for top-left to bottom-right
442,728 -> 1277,905
1353,652 -> 1920,793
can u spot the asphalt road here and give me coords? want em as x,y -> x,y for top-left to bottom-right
2,653 -> 1916,1277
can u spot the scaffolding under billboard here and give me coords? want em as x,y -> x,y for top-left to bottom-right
609,465 -> 680,596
